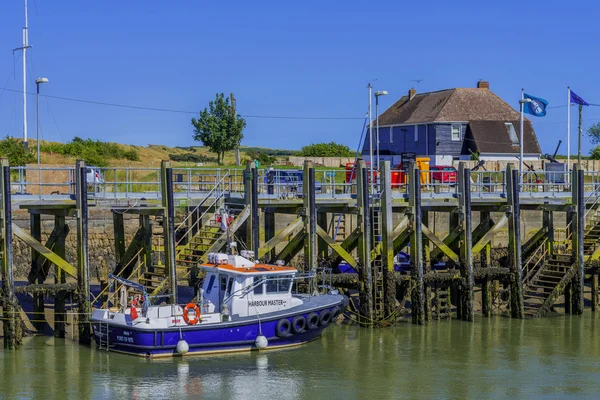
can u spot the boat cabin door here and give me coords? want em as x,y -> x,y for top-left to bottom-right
218,274 -> 235,308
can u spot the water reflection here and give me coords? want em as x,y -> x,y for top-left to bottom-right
3,315 -> 600,399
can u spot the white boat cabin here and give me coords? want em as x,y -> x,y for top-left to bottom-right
199,253 -> 303,318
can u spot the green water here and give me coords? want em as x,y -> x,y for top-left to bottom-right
2,314 -> 600,399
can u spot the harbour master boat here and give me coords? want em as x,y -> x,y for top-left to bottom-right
91,251 -> 347,357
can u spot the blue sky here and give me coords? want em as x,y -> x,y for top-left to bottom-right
0,0 -> 599,154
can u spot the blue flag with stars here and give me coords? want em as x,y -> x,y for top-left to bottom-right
570,90 -> 589,106
523,93 -> 548,117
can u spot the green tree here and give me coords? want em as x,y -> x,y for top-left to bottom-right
588,122 -> 600,145
298,142 -> 353,157
191,93 -> 246,165
587,123 -> 600,159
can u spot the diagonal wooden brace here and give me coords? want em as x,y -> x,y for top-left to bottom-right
472,215 -> 508,254
13,224 -> 77,278
258,217 -> 302,260
422,223 -> 459,263
316,225 -> 357,268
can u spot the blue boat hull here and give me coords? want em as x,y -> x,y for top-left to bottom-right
92,298 -> 345,357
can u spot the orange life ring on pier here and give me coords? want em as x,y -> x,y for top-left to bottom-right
183,303 -> 201,325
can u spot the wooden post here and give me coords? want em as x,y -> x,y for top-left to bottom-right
141,215 -> 152,275
507,167 -> 524,318
592,274 -> 599,312
252,167 -> 259,257
1,159 -> 16,348
54,215 -> 67,338
422,210 -> 431,321
409,165 -> 425,325
113,213 -> 125,266
302,162 -> 317,272
356,160 -> 373,322
460,167 -> 474,321
317,212 -> 328,258
161,161 -> 177,303
30,213 -> 45,331
380,161 -> 397,318
264,208 -> 276,261
75,160 -> 91,344
542,205 -> 554,256
572,168 -> 584,314
480,211 -> 492,317
244,161 -> 254,250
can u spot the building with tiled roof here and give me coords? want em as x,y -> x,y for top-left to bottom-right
363,81 -> 542,165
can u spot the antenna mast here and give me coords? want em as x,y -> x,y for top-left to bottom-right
13,0 -> 32,148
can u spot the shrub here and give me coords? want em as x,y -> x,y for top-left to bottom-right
0,136 -> 35,166
39,137 -> 140,167
169,153 -> 219,163
298,142 -> 353,157
246,150 -> 276,165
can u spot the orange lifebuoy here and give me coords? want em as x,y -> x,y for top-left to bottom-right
183,303 -> 201,325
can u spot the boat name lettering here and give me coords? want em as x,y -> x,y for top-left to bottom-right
248,299 -> 286,307
116,335 -> 134,343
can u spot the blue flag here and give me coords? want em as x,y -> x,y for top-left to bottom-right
523,93 -> 548,117
570,90 -> 589,106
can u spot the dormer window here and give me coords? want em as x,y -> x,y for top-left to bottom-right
505,123 -> 519,145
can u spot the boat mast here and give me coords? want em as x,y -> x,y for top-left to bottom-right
13,0 -> 32,148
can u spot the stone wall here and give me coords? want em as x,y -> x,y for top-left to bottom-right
12,209 -> 141,278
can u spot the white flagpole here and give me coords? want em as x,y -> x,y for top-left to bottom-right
519,89 -> 524,186
567,87 -> 571,172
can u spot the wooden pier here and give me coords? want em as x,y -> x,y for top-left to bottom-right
2,158 -> 600,348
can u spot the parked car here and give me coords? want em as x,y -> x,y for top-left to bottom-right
265,170 -> 322,194
86,167 -> 104,184
430,166 -> 457,184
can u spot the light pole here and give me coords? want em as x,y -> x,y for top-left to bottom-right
35,77 -> 48,164
374,90 -> 388,170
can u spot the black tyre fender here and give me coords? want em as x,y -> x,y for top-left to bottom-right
291,315 -> 306,334
276,319 -> 291,338
330,306 -> 341,321
306,312 -> 319,330
319,309 -> 332,326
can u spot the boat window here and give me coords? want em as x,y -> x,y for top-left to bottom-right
226,277 -> 234,297
205,275 -> 216,295
266,275 -> 293,293
266,277 -> 279,293
253,276 -> 264,295
278,275 -> 292,292
220,275 -> 227,292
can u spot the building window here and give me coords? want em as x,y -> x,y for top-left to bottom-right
451,124 -> 461,141
505,123 -> 519,145
390,127 -> 393,143
414,125 -> 418,142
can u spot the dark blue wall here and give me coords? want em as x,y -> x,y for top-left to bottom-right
362,124 -> 442,157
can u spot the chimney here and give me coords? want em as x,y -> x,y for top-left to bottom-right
408,87 -> 416,100
477,80 -> 489,89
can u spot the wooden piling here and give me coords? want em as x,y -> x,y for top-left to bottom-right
572,168 -> 584,314
54,215 -> 67,338
422,210 -> 431,321
75,160 -> 91,344
251,167 -> 260,257
30,213 -> 44,331
409,165 -> 425,325
356,161 -> 373,322
1,159 -> 16,348
160,161 -> 177,303
380,161 -> 397,319
460,167 -> 474,321
480,211 -> 492,317
507,167 -> 524,318
592,274 -> 599,312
